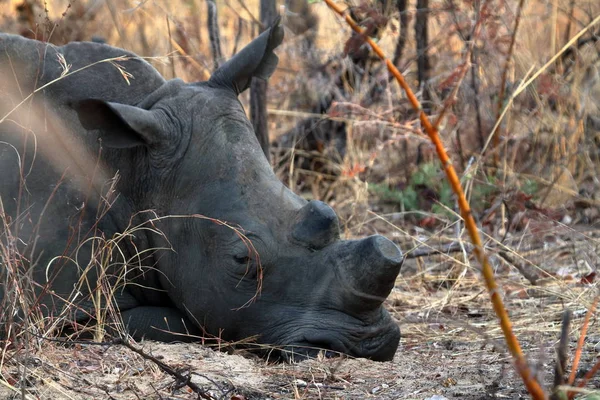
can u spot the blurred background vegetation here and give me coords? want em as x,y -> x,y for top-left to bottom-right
2,0 -> 599,241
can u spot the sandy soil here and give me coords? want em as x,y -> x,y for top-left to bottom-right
0,338 -> 540,399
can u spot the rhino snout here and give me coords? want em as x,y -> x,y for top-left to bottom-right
291,200 -> 340,249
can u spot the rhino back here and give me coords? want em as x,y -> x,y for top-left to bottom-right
0,33 -> 165,104
0,34 -> 167,318
0,33 -> 167,225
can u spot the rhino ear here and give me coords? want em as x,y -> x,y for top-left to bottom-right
74,99 -> 164,149
208,16 -> 283,95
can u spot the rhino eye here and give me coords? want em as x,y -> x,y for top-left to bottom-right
233,254 -> 258,280
234,255 -> 252,265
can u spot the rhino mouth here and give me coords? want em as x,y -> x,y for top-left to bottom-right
274,315 -> 400,362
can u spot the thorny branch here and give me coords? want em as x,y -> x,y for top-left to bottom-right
322,1 -> 548,398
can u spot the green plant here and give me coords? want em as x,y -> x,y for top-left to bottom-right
521,178 -> 539,196
369,161 -> 455,219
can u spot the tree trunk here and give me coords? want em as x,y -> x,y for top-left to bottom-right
393,0 -> 409,67
206,0 -> 223,71
415,0 -> 431,112
250,0 -> 278,162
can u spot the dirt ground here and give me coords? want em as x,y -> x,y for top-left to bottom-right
0,339 -> 540,399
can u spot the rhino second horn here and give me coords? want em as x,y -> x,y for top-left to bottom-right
347,235 -> 403,307
291,200 -> 340,249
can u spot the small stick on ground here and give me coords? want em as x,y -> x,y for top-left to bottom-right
405,242 -> 472,259
113,338 -> 214,400
551,309 -> 571,400
497,250 -> 538,285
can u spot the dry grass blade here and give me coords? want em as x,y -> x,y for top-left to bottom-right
322,0 -> 547,398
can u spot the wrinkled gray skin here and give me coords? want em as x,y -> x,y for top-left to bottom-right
0,21 -> 403,361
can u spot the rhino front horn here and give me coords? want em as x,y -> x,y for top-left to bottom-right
291,200 -> 340,249
346,235 -> 403,307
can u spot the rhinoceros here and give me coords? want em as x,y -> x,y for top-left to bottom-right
0,20 -> 403,361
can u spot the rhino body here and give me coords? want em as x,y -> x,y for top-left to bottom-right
0,22 -> 403,361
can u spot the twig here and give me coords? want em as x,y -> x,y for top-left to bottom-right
471,17 -> 599,227
557,29 -> 600,71
552,309 -> 571,399
322,1 -> 547,398
105,0 -> 125,47
405,242 -> 471,259
114,338 -> 213,399
498,15 -> 600,105
496,251 -> 538,285
22,333 -> 219,400
232,17 -> 244,55
470,47 -> 484,151
169,39 -> 211,80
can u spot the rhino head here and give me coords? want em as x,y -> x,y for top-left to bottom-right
74,19 -> 403,361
